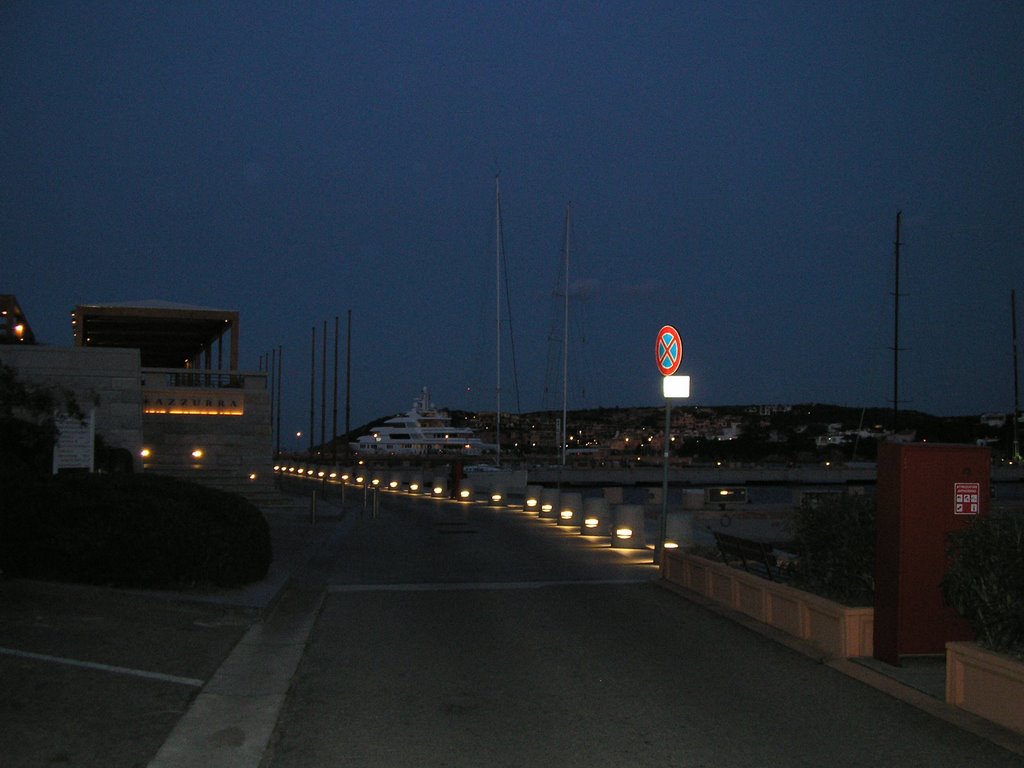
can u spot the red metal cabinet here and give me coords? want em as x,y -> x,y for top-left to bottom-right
873,443 -> 989,665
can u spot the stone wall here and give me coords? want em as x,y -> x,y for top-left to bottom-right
0,345 -> 144,467
1,346 -> 272,483
140,372 -> 272,482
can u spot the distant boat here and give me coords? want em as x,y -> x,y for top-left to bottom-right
349,388 -> 490,456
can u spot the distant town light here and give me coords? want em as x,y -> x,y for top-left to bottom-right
191,449 -> 204,459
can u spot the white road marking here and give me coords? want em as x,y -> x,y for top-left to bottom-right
0,646 -> 204,687
328,578 -> 653,593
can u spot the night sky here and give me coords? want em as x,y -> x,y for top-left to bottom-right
3,2 -> 1022,443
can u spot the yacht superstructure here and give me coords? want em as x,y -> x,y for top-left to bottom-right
350,388 -> 488,456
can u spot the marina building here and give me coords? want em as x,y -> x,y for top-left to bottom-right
0,298 -> 271,492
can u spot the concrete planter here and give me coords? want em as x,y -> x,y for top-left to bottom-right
946,641 -> 1024,735
662,551 -> 874,659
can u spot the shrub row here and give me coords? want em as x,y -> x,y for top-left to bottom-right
785,492 -> 876,606
943,515 -> 1024,656
0,470 -> 271,589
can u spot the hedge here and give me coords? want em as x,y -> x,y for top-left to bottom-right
0,470 -> 271,589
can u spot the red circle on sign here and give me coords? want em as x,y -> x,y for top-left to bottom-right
656,325 -> 683,376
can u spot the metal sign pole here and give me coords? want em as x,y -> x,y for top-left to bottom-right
655,324 -> 689,562
659,400 -> 671,558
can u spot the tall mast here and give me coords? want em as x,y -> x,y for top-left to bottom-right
309,325 -> 316,454
1013,289 -> 1021,461
321,319 -> 327,454
495,174 -> 502,466
345,309 -> 352,459
892,211 -> 902,433
561,202 -> 571,466
275,345 -> 282,458
332,315 -> 339,464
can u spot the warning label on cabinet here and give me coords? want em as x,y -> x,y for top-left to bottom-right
954,482 -> 981,515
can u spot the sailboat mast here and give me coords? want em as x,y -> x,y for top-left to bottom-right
495,174 -> 502,466
1012,289 -> 1021,461
892,211 -> 902,433
561,202 -> 571,465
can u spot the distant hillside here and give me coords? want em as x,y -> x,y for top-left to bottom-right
311,403 -> 1017,465
450,403 -> 1016,464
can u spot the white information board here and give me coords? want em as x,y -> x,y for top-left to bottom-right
52,409 -> 95,473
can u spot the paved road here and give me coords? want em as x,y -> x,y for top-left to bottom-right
262,493 -> 1022,768
0,580 -> 252,767
2,490 -> 1023,767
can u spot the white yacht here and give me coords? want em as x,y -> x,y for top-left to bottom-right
350,388 -> 489,456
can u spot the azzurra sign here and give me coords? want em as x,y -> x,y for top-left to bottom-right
143,389 -> 244,416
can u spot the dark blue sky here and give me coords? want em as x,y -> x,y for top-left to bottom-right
3,2 -> 1022,440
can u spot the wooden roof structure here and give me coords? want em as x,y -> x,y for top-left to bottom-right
72,301 -> 239,369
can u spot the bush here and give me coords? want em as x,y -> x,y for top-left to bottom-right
0,472 -> 271,589
0,360 -> 85,474
786,492 -> 875,606
942,515 -> 1024,656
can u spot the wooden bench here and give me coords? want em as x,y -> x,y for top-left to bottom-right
712,531 -> 792,582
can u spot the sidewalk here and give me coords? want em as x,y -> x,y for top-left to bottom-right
659,576 -> 1024,758
143,496 -> 351,768
130,495 -> 351,616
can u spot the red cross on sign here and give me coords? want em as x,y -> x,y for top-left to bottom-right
656,325 -> 683,376
954,482 -> 980,515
